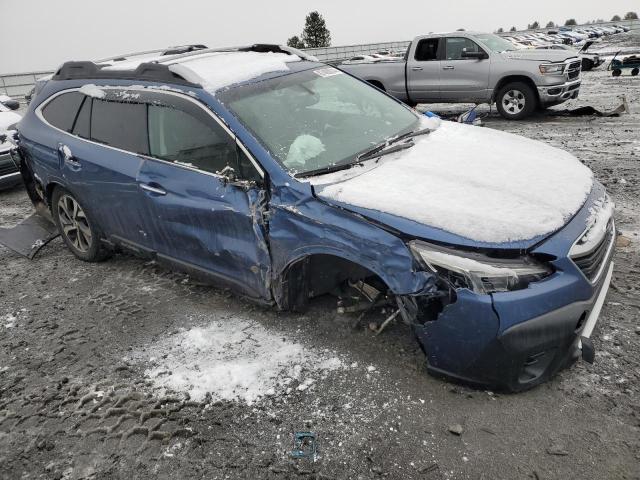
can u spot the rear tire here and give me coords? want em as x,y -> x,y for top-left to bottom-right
495,82 -> 537,120
51,187 -> 111,262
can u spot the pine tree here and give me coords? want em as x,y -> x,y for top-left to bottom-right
528,21 -> 540,29
497,27 -> 504,33
545,21 -> 555,28
287,36 -> 305,49
509,26 -> 517,32
301,11 -> 331,48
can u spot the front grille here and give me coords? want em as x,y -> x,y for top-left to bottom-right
0,152 -> 19,177
571,220 -> 614,282
567,61 -> 581,80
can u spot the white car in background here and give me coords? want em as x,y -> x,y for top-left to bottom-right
0,95 -> 22,189
342,55 -> 381,65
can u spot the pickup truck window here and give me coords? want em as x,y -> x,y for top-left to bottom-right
414,38 -> 439,61
445,37 -> 483,60
220,67 -> 419,175
469,33 -> 516,53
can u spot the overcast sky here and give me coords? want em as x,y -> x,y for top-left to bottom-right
2,0 -> 638,74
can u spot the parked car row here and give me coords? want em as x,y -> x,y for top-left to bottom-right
0,95 -> 22,190
502,24 -> 629,51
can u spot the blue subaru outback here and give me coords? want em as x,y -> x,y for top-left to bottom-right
15,45 -> 615,391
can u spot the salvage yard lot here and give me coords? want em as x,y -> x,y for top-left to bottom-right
1,36 -> 640,480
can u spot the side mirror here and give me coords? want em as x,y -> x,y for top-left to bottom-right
461,50 -> 488,60
2,99 -> 20,110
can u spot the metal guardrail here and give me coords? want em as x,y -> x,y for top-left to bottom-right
303,41 -> 411,63
1,19 -> 637,100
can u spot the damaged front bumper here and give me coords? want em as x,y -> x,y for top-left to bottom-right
411,213 -> 615,392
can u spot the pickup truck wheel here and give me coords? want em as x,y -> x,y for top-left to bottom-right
496,82 -> 537,120
52,187 -> 111,262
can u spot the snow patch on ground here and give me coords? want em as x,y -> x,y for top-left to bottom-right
168,51 -> 300,93
140,316 -> 345,404
312,121 -> 593,243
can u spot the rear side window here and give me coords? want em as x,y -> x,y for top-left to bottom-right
414,38 -> 439,61
42,92 -> 84,132
148,104 -> 236,174
91,99 -> 148,154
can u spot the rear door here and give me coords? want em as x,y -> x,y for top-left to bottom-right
137,91 -> 271,300
440,37 -> 492,102
38,89 -> 150,248
406,37 -> 442,102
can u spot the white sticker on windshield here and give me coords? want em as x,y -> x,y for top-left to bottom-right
313,67 -> 343,78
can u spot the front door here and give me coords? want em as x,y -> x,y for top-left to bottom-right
439,37 -> 492,103
137,91 -> 271,300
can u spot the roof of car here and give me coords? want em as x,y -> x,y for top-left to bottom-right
51,44 -> 319,93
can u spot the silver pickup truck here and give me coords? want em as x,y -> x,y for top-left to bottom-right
340,32 -> 582,120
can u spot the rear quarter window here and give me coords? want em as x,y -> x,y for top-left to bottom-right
91,99 -> 149,155
41,92 -> 84,132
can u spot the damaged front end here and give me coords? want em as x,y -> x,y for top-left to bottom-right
398,240 -> 558,391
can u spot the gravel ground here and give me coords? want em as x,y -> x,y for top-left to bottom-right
1,33 -> 639,480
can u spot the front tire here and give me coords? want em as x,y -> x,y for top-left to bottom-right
496,82 -> 537,120
51,187 -> 111,262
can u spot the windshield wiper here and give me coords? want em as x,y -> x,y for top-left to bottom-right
296,127 -> 431,178
387,127 -> 433,145
295,161 -> 365,178
356,140 -> 416,162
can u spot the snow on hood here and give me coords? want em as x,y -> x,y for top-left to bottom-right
168,51 -> 300,93
0,110 -> 21,131
311,122 -> 593,244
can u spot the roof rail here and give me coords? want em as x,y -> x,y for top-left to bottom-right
95,44 -> 209,64
50,61 -> 202,87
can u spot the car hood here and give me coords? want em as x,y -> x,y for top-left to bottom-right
310,120 -> 594,250
501,49 -> 578,62
0,111 -> 21,131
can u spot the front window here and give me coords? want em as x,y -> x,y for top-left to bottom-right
470,33 -> 516,53
218,67 -> 419,175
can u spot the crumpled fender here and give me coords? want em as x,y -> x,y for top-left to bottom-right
267,181 -> 437,305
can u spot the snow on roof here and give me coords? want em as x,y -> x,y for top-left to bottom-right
312,121 -> 593,244
167,51 -> 301,92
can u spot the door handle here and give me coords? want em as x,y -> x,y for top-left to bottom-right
140,183 -> 167,196
411,66 -> 423,71
58,143 -> 81,167
442,66 -> 455,70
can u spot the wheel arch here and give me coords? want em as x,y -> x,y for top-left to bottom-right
272,250 -> 393,311
492,75 -> 540,103
366,79 -> 386,91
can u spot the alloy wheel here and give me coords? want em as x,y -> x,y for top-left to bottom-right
502,89 -> 526,115
57,194 -> 92,253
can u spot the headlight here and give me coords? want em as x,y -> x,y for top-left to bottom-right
409,241 -> 553,295
539,63 -> 566,74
